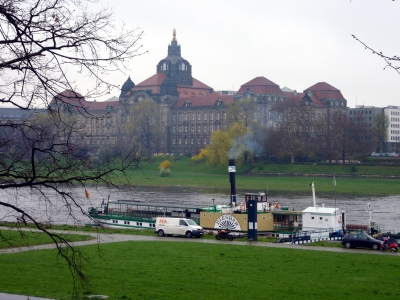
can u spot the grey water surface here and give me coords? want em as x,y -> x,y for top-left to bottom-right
1,185 -> 399,232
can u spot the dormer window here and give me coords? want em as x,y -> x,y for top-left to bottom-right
179,62 -> 187,71
184,101 -> 191,107
215,99 -> 223,106
161,62 -> 168,71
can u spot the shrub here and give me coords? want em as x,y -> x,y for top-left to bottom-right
158,160 -> 171,170
159,167 -> 171,177
159,160 -> 171,177
191,149 -> 209,162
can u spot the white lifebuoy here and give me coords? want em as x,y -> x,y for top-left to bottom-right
338,215 -> 342,223
240,204 -> 246,211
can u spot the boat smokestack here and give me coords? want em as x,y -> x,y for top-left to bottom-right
229,159 -> 237,206
311,181 -> 316,207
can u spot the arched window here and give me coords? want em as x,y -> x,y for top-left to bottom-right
179,62 -> 187,71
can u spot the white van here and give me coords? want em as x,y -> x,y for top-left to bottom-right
155,217 -> 204,238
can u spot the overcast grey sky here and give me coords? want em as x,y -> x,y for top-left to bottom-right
98,0 -> 400,108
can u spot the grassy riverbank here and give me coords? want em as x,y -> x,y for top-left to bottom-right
113,157 -> 400,195
1,241 -> 399,299
0,230 -> 93,249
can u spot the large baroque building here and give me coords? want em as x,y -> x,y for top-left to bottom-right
3,29 -> 354,156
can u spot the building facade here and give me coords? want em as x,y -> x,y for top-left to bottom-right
2,29 -> 360,156
348,105 -> 400,153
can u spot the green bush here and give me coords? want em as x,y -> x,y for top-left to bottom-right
350,165 -> 358,173
159,167 -> 171,177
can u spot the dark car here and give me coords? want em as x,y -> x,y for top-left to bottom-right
341,232 -> 383,250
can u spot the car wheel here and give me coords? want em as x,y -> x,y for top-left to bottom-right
215,235 -> 221,240
344,242 -> 352,249
158,229 -> 165,237
228,235 -> 234,241
372,243 -> 379,250
185,231 -> 192,238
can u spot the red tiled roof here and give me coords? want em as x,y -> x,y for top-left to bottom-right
86,100 -> 119,111
50,90 -> 85,105
173,93 -> 234,107
133,74 -> 213,97
50,90 -> 119,111
303,82 -> 346,100
307,94 -> 325,107
237,76 -> 285,95
189,78 -> 213,90
283,91 -> 324,107
133,73 -> 167,94
282,91 -> 305,102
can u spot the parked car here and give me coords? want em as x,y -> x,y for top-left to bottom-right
341,232 -> 383,250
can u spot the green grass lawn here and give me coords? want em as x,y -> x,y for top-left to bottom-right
0,241 -> 398,299
0,229 -> 94,249
108,157 -> 400,195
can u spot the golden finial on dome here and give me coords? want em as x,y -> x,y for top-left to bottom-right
172,28 -> 177,42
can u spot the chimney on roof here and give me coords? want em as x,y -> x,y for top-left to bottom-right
293,90 -> 297,96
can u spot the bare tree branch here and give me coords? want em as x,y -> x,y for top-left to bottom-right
0,0 -> 145,296
0,0 -> 147,108
352,34 -> 400,75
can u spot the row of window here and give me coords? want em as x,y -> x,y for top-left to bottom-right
85,127 -> 116,134
349,117 -> 372,121
78,116 -> 115,123
349,110 -> 373,115
391,118 -> 400,122
70,138 -> 116,145
172,124 -> 222,133
111,220 -> 155,227
173,112 -> 226,121
172,138 -> 208,145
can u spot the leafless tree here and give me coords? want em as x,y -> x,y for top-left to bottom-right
123,98 -> 163,158
0,0 -> 145,108
372,113 -> 390,152
269,99 -> 316,163
0,0 -> 144,296
330,111 -> 369,163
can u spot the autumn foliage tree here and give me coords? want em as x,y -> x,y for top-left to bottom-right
206,123 -> 255,166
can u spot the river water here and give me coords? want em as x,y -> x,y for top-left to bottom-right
1,186 -> 399,232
